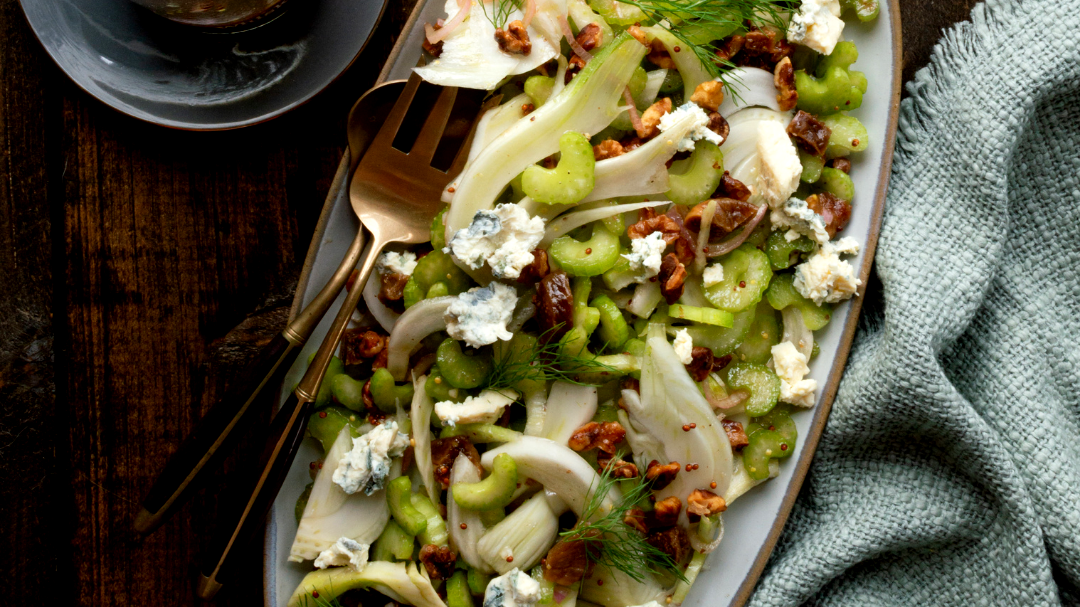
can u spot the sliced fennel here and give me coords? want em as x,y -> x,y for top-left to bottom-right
542,201 -> 666,247
411,375 -> 439,503
448,454 -> 493,573
413,0 -> 564,90
725,451 -> 780,505
481,436 -> 618,516
444,32 -> 648,238
629,324 -> 734,529
387,296 -> 455,381
290,427 -> 392,562
477,491 -> 560,574
641,25 -> 711,94
539,381 -> 598,444
442,94 -> 531,203
286,561 -> 447,607
579,565 -> 669,607
717,67 -> 782,116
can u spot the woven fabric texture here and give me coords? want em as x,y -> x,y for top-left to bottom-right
749,0 -> 1080,605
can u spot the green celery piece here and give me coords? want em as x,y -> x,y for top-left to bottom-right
386,476 -> 428,537
524,74 -> 555,108
430,206 -> 448,251
523,131 -> 596,204
307,406 -> 362,453
549,223 -> 621,276
840,0 -> 880,20
733,301 -> 781,364
372,519 -> 414,562
679,306 -> 756,356
368,368 -> 414,412
446,570 -> 475,607
436,338 -> 493,389
444,33 -> 648,237
467,569 -> 492,595
799,149 -> 824,183
306,353 -> 344,408
571,275 -> 594,330
704,244 -> 774,313
591,294 -> 630,350
403,248 -> 471,308
440,423 -> 522,443
765,273 -> 833,330
452,453 -> 518,511
411,492 -> 449,547
723,362 -> 781,417
329,373 -> 365,412
818,166 -> 855,201
294,482 -> 313,524
666,142 -> 725,206
794,42 -> 866,115
743,408 -> 798,480
822,114 -> 870,158
765,230 -> 816,270
668,303 -> 736,327
588,0 -> 647,26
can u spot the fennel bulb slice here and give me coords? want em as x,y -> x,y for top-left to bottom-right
290,427 -> 394,562
444,32 -> 648,238
631,324 -> 734,526
524,383 -> 549,437
411,375 -> 439,503
481,436 -> 618,516
717,67 -> 782,116
579,565 -> 668,607
442,94 -> 531,203
540,381 -> 598,445
718,108 -> 795,206
287,561 -> 447,607
477,491 -> 560,574
413,0 -> 563,90
448,454 -> 493,573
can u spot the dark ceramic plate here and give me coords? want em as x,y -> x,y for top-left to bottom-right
19,0 -> 387,130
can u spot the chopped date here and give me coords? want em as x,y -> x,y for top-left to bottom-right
787,110 -> 832,157
534,271 -> 574,340
685,346 -> 715,382
430,435 -> 482,489
806,192 -> 852,238
658,253 -> 686,305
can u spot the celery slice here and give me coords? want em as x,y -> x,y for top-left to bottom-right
668,303 -> 736,327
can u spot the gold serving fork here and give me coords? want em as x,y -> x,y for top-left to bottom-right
196,73 -> 476,599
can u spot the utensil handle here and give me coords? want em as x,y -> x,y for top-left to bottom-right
196,237 -> 382,600
134,332 -> 300,534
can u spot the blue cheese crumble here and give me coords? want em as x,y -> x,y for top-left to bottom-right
483,568 -> 542,607
332,420 -> 409,496
313,537 -> 369,571
771,197 -> 831,245
771,341 -> 817,408
376,251 -> 418,276
793,237 -> 861,304
673,328 -> 694,364
703,262 -> 725,287
622,232 -> 667,279
435,389 -> 519,427
448,204 -> 546,279
658,102 -> 724,152
445,282 -> 518,348
757,120 -> 803,205
787,0 -> 845,55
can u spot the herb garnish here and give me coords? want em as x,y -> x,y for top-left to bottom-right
478,0 -> 525,30
486,326 -> 623,391
558,453 -> 688,584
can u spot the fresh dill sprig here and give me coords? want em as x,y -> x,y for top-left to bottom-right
485,326 -> 621,391
478,0 -> 525,30
298,592 -> 346,607
619,0 -> 794,83
559,453 -> 688,584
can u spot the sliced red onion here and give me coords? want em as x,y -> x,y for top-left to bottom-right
386,296 -> 456,381
362,271 -> 401,333
623,87 -> 643,134
706,203 -> 768,257
558,15 -> 592,62
553,587 -> 570,604
665,206 -> 695,251
425,0 -> 469,45
522,0 -> 537,29
693,200 -> 717,274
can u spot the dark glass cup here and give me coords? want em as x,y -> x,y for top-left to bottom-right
128,0 -> 290,28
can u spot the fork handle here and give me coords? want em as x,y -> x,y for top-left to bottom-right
133,333 -> 300,534
196,237 -> 383,600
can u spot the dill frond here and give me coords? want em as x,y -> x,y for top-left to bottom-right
299,592 -> 346,607
486,326 -> 622,391
559,454 -> 688,584
478,0 -> 525,30
620,0 -> 794,84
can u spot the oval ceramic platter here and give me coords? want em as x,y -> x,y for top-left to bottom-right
265,0 -> 902,604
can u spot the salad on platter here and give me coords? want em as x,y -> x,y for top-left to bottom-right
285,0 -> 878,604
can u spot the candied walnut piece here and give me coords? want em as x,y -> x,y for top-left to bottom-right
651,496 -> 683,527
806,192 -> 852,238
627,207 -> 682,243
341,329 -> 388,365
685,346 -> 715,382
647,525 -> 692,563
706,112 -> 730,145
576,22 -> 603,52
535,271 -> 574,340
717,171 -> 752,202
543,531 -> 601,585
372,348 -> 389,370
787,110 -> 832,157
828,157 -> 852,173
690,81 -> 725,112
683,198 -> 759,238
624,507 -> 649,534
430,436 -> 482,489
714,34 -> 744,62
568,421 -> 626,454
495,20 -> 531,55
597,452 -> 639,478
722,419 -> 749,450
658,253 -> 686,305
645,461 -> 681,490
619,135 -> 644,153
627,24 -> 649,46
637,97 -> 672,139
647,39 -> 677,69
593,139 -> 626,161
516,249 -> 550,284
774,57 -> 798,111
687,489 -> 728,521
419,544 -> 457,580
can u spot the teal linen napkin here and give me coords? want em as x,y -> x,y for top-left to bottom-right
749,1 -> 1080,604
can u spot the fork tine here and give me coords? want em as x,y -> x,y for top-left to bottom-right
410,86 -> 458,165
367,73 -> 424,154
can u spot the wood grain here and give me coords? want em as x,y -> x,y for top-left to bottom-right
0,0 -> 967,604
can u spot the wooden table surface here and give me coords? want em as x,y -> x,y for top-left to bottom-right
0,0 -> 977,604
